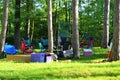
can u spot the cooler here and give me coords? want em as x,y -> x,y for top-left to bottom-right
83,49 -> 92,56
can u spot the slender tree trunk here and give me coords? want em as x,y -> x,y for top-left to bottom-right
65,1 -> 68,22
54,2 -> 58,43
14,0 -> 20,49
53,1 -> 57,42
57,1 -> 61,46
25,0 -> 31,38
48,0 -> 53,52
110,0 -> 120,61
30,20 -> 34,41
101,0 -> 110,48
68,6 -> 71,24
0,0 -> 8,58
72,0 -> 80,59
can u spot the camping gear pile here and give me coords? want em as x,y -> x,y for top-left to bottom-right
38,36 -> 73,59
4,34 -> 94,63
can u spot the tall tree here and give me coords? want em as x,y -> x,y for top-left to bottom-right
65,0 -> 68,22
0,0 -> 8,58
47,0 -> 53,52
110,0 -> 120,61
72,0 -> 80,59
30,20 -> 34,41
57,0 -> 61,47
25,0 -> 31,38
14,0 -> 20,49
101,0 -> 110,48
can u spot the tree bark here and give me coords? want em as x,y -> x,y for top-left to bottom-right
72,0 -> 80,59
14,0 -> 20,49
101,0 -> 110,48
0,0 -> 8,58
25,0 -> 31,38
30,20 -> 34,41
48,0 -> 53,52
65,1 -> 68,22
110,0 -> 120,61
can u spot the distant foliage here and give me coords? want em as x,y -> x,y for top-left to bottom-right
0,0 -> 114,47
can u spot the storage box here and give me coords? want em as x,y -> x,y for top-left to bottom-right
46,55 -> 53,62
83,49 -> 92,56
31,53 -> 45,62
6,54 -> 30,62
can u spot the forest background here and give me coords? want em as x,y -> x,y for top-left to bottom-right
0,0 -> 114,48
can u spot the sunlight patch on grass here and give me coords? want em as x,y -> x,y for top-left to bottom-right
0,47 -> 120,79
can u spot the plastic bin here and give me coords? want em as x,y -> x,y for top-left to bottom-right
31,53 -> 45,62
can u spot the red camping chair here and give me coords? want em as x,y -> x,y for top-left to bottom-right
80,39 -> 85,48
21,41 -> 33,54
87,37 -> 93,48
80,37 -> 93,48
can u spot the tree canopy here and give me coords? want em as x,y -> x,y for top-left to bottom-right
0,0 -> 114,47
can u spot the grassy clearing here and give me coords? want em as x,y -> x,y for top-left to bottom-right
0,47 -> 120,80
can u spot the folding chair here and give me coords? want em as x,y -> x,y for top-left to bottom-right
21,38 -> 33,54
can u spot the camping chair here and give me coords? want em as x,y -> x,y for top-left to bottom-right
38,42 -> 46,52
80,39 -> 85,48
21,38 -> 33,54
41,37 -> 48,49
58,37 -> 73,58
82,37 -> 93,56
87,37 -> 93,48
80,36 -> 93,49
62,41 -> 71,50
22,38 -> 32,46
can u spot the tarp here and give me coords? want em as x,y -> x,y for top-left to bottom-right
4,44 -> 17,54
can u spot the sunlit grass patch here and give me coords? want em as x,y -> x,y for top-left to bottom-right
0,47 -> 119,80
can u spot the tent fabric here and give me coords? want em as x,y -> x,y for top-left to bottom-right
4,44 -> 17,54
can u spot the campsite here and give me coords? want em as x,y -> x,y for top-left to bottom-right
0,0 -> 120,80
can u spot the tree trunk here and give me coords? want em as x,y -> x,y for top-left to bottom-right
48,0 -> 53,52
101,0 -> 110,48
65,1 -> 68,22
57,1 -> 61,47
30,20 -> 34,41
14,0 -> 20,49
0,0 -> 8,58
110,0 -> 120,61
72,0 -> 80,59
25,0 -> 31,38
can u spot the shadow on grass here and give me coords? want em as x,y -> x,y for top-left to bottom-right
72,53 -> 107,63
1,71 -> 119,80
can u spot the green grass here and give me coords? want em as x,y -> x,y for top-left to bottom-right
0,47 -> 120,80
